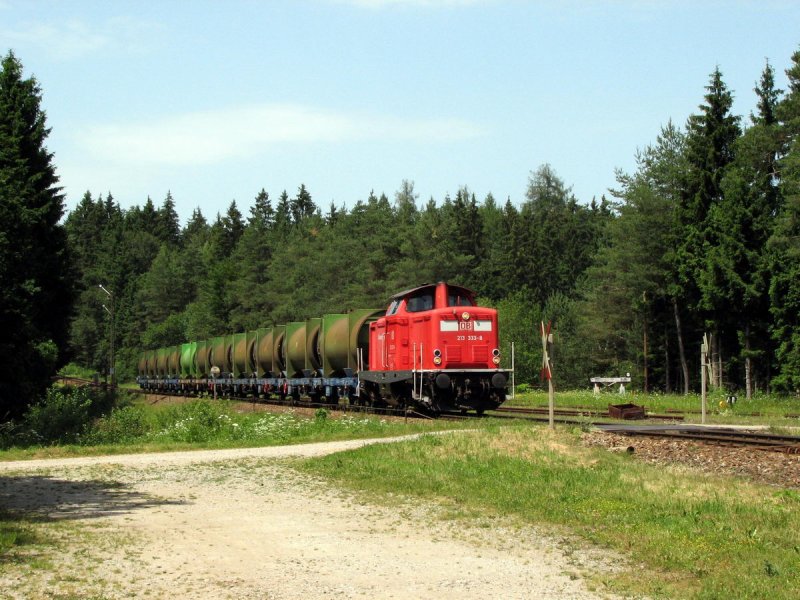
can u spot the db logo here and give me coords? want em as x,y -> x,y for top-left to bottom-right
459,321 -> 473,331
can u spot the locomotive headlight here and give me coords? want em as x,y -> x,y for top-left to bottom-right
462,311 -> 470,320
492,356 -> 501,365
492,348 -> 500,357
433,349 -> 442,366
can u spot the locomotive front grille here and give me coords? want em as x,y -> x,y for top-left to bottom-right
446,346 -> 462,362
472,346 -> 488,362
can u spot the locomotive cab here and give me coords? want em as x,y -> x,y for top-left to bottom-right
362,282 -> 508,414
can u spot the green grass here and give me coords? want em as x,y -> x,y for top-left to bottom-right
0,398 -> 466,461
507,389 -> 800,427
299,424 -> 800,599
56,363 -> 99,380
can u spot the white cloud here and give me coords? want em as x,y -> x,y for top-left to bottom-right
1,16 -> 161,61
335,0 -> 490,8
78,104 -> 486,166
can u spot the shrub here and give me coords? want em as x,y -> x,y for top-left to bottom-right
83,405 -> 150,445
21,386 -> 94,444
154,399 -> 238,443
515,383 -> 531,394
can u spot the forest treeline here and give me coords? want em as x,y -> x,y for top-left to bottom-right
3,48 -> 800,420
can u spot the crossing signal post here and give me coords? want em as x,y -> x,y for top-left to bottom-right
701,333 -> 712,425
540,321 -> 554,429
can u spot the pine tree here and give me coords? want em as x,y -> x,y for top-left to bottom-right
183,207 -> 208,243
0,51 -> 73,416
678,67 -> 741,388
220,200 -> 244,255
64,191 -> 114,370
709,61 -> 783,396
769,47 -> 800,392
582,122 -> 688,392
248,188 -> 274,230
274,190 -> 291,232
291,184 -> 316,224
155,191 -> 181,246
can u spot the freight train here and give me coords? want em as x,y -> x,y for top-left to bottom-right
137,282 -> 510,414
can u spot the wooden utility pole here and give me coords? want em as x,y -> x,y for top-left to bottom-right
642,291 -> 649,393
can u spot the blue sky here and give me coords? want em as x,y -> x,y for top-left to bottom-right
3,0 -> 799,223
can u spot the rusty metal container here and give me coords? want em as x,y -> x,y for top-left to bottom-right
608,403 -> 646,420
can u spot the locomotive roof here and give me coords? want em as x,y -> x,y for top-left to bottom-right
389,282 -> 476,301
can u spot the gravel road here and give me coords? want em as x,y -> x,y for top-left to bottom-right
0,434 -> 617,599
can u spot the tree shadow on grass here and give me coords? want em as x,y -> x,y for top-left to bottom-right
0,475 -> 187,522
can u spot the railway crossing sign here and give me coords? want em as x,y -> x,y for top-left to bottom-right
540,321 -> 553,381
540,321 -> 555,429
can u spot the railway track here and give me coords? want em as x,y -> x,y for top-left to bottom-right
598,424 -> 800,454
495,405 -> 684,421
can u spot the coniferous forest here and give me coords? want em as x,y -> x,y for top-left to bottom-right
3,47 -> 800,418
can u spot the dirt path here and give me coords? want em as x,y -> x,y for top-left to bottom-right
0,436 -> 617,599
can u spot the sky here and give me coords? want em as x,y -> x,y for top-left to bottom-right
2,0 -> 799,224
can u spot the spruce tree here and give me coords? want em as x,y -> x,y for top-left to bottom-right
0,51 -> 73,417
678,67 -> 741,387
709,61 -> 783,396
291,184 -> 316,223
155,191 -> 181,246
769,47 -> 800,392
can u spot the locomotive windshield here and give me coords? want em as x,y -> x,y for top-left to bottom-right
406,288 -> 435,312
447,286 -> 475,307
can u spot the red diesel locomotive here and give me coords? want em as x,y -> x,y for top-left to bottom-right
360,282 -> 508,414
138,281 -> 509,415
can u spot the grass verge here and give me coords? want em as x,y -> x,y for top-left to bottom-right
299,424 -> 800,599
508,389 -> 800,427
0,398 -> 466,461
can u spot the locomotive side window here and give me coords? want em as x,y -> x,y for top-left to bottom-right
447,287 -> 475,307
406,290 -> 435,313
386,299 -> 401,316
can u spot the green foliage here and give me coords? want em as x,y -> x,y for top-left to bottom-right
83,405 -> 149,445
153,399 -> 238,443
19,387 -> 94,445
769,48 -> 800,393
57,363 -> 98,379
0,398 -> 453,455
0,51 -> 73,417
